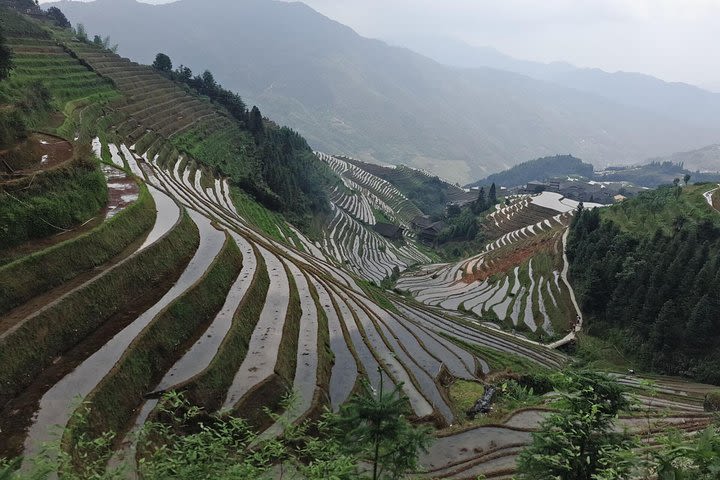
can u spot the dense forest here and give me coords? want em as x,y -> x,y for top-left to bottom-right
151,53 -> 335,223
469,155 -> 594,188
568,185 -> 720,383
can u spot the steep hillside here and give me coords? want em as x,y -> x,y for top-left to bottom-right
469,155 -> 595,189
2,8 -> 719,480
646,143 -> 720,172
49,0 -> 720,182
0,11 -> 569,477
568,184 -> 720,383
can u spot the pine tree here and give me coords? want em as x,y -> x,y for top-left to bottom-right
0,26 -> 12,81
248,106 -> 264,135
472,187 -> 486,214
332,372 -> 431,480
488,182 -> 497,205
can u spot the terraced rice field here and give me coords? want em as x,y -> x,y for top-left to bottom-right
2,136 -> 578,474
416,381 -> 715,480
398,192 -> 586,339
1,23 -> 717,480
3,37 -> 118,106
315,152 -> 430,282
317,152 -> 424,228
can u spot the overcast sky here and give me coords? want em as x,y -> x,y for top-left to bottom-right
40,0 -> 720,91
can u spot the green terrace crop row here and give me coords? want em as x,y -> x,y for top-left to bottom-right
65,233 -> 243,461
0,210 -> 199,402
0,183 -> 155,316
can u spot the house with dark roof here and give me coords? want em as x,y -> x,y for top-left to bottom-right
411,215 -> 433,231
418,221 -> 447,243
373,222 -> 404,241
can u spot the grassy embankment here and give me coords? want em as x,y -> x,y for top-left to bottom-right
0,211 -> 199,402
65,234 -> 243,463
0,181 -> 154,315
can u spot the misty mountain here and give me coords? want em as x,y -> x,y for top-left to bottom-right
646,144 -> 720,173
50,0 -> 720,182
393,34 -> 720,131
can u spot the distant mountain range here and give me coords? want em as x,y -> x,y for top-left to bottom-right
50,0 -> 720,182
646,144 -> 720,172
389,34 -> 720,131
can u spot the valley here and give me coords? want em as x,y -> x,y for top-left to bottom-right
1,4 -> 719,480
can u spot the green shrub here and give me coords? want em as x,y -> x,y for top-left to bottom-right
0,155 -> 108,250
704,391 -> 720,412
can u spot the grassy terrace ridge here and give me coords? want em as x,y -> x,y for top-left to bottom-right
182,246 -> 270,411
0,181 -> 154,316
0,154 -> 109,250
65,233 -> 243,461
0,210 -> 199,402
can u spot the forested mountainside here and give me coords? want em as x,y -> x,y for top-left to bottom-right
568,184 -> 720,383
49,0 -> 720,182
469,155 -> 594,188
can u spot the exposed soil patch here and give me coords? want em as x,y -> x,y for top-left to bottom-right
466,236 -> 557,283
22,133 -> 73,172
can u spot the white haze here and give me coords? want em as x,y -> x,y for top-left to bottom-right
284,0 -> 720,92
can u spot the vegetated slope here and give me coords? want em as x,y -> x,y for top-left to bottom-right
468,155 -> 595,189
48,0 -> 720,182
567,184 -> 720,383
397,192 -> 589,342
341,156 -> 475,217
645,143 -> 720,173
394,34 -> 720,139
45,27 -> 334,226
0,14 -> 582,474
0,9 -> 117,250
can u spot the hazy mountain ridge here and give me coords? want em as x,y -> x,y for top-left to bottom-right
393,34 -> 720,130
50,0 -> 720,182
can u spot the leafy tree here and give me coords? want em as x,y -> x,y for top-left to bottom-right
152,53 -> 172,72
174,64 -> 192,82
471,187 -> 486,214
92,35 -> 103,47
517,371 -> 636,480
74,23 -> 87,42
650,426 -> 720,479
683,173 -> 691,186
331,374 -> 432,480
45,6 -> 70,28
